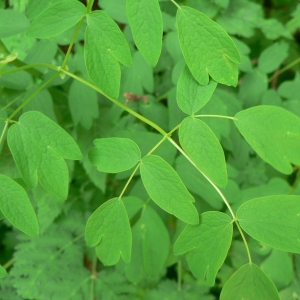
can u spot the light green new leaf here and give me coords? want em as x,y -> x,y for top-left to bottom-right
174,211 -> 232,286
140,155 -> 199,225
127,0 -> 163,66
237,195 -> 300,253
0,175 -> 39,237
179,117 -> 227,187
220,263 -> 280,300
89,138 -> 141,173
85,198 -> 131,265
68,80 -> 99,130
125,205 -> 170,282
26,1 -> 86,38
177,65 -> 218,115
234,105 -> 300,174
176,6 -> 240,86
0,265 -> 7,279
0,9 -> 30,38
7,111 -> 82,199
85,11 -> 132,99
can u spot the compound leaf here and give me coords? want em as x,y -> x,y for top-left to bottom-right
89,138 -> 141,173
85,11 -> 132,99
0,9 -> 30,38
177,65 -> 218,115
174,211 -> 232,286
220,263 -> 280,300
140,155 -> 199,225
0,175 -> 39,237
237,195 -> 300,253
0,265 -> 7,278
176,6 -> 240,86
234,105 -> 300,174
179,117 -> 227,187
85,198 -> 132,265
26,1 -> 86,38
7,111 -> 82,200
127,0 -> 163,66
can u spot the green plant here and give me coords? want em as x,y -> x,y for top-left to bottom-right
0,0 -> 300,299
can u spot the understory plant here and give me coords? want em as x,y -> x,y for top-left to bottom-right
1,0 -> 300,299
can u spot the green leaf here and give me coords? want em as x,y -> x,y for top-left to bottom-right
100,0 -> 128,24
7,111 -> 82,199
258,42 -> 289,74
174,211 -> 232,286
125,205 -> 170,282
140,155 -> 199,224
177,65 -> 218,115
237,195 -> 300,253
127,0 -> 163,66
0,265 -> 7,279
176,6 -> 240,86
68,79 -> 99,130
234,105 -> 300,174
26,0 -> 62,20
89,138 -> 141,173
179,117 -> 227,187
220,263 -> 280,300
26,1 -> 86,38
0,175 -> 39,237
85,198 -> 132,265
0,9 -> 30,38
85,11 -> 132,99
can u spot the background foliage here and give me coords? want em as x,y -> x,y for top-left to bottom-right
0,0 -> 300,299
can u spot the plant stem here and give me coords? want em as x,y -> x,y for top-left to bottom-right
61,17 -> 85,69
268,56 -> 300,83
194,114 -> 236,120
86,0 -> 95,13
119,163 -> 141,199
177,259 -> 182,291
0,63 -> 58,76
3,258 -> 14,269
167,137 -> 253,264
0,120 -> 9,151
8,73 -> 59,120
61,69 -> 168,136
170,0 -> 181,9
90,252 -> 97,300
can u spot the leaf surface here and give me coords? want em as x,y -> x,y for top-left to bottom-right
0,175 -> 39,237
26,1 -> 86,38
127,0 -> 163,66
177,65 -> 218,115
85,198 -> 132,265
237,195 -> 300,253
176,6 -> 240,86
85,11 -> 132,99
7,111 -> 82,199
234,105 -> 300,174
179,117 -> 227,187
140,155 -> 199,224
0,9 -> 30,38
220,263 -> 280,300
174,211 -> 232,286
89,138 -> 141,173
0,265 -> 7,278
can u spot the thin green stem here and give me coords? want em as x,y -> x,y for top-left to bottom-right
119,162 -> 141,199
170,0 -> 181,9
86,0 -> 95,13
0,63 -> 58,76
61,69 -> 168,136
61,17 -> 85,69
235,221 -> 252,264
156,90 -> 170,102
194,114 -> 236,120
269,56 -> 300,83
8,73 -> 59,120
177,259 -> 182,291
167,136 -> 252,263
0,120 -> 9,150
3,258 -> 15,269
